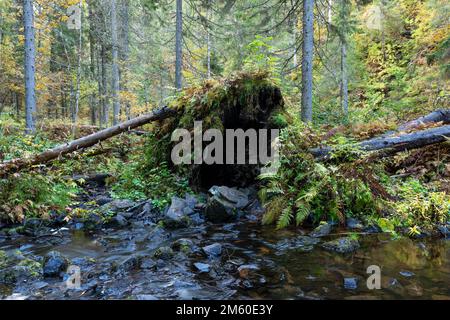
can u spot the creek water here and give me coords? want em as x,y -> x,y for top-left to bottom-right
1,217 -> 449,300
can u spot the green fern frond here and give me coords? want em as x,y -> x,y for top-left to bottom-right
295,204 -> 310,226
277,206 -> 293,229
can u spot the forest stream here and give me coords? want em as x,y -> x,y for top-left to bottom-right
0,179 -> 448,300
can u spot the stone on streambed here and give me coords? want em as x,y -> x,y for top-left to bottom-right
310,222 -> 332,238
171,238 -> 195,254
322,237 -> 360,254
100,199 -> 137,214
194,262 -> 211,273
43,251 -> 69,278
153,246 -> 174,260
344,278 -> 358,290
205,186 -> 250,223
202,243 -> 222,258
161,196 -> 198,228
117,255 -> 141,273
346,218 -> 364,230
0,252 -> 43,285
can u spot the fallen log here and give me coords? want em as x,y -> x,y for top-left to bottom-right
0,106 -> 176,176
311,124 -> 450,160
397,109 -> 450,131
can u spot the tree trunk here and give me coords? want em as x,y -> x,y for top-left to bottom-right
301,0 -> 314,122
175,0 -> 183,90
88,0 -> 97,125
111,0 -> 121,125
311,124 -> 450,160
72,0 -> 83,138
23,0 -> 36,134
120,0 -> 131,120
0,107 -> 177,176
328,0 -> 333,24
206,0 -> 211,79
340,39 -> 348,119
101,44 -> 109,126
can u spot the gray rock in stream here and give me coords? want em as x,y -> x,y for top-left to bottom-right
43,251 -> 69,278
194,263 -> 211,273
322,237 -> 360,254
204,186 -> 250,223
202,243 -> 222,258
310,222 -> 332,238
346,218 -> 364,230
162,197 -> 193,228
100,199 -> 137,215
344,278 -> 358,290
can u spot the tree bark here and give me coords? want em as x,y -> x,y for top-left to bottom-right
88,0 -> 97,125
175,0 -> 183,90
311,124 -> 450,160
111,0 -> 121,125
72,0 -> 83,138
340,37 -> 348,119
0,107 -> 177,176
301,0 -> 314,122
23,0 -> 36,134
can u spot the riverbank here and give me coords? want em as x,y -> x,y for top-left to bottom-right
0,178 -> 449,300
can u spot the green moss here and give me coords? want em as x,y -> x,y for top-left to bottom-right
18,258 -> 43,278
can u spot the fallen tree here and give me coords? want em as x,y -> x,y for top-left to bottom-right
0,106 -> 176,176
311,124 -> 450,160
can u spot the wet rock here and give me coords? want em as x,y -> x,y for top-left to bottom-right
43,251 -> 69,278
140,257 -> 157,270
0,257 -> 43,285
399,270 -> 415,278
237,264 -> 260,279
162,197 -> 193,228
194,262 -> 211,273
245,199 -> 266,216
204,186 -> 251,223
136,294 -> 158,300
437,225 -> 449,238
117,255 -> 141,273
22,218 -> 47,236
100,199 -> 136,215
113,214 -> 129,227
185,194 -> 198,209
171,238 -> 194,254
272,236 -> 320,253
202,243 -> 222,258
153,247 -> 174,260
344,278 -> 358,290
204,197 -> 238,223
189,213 -> 205,225
346,218 -> 364,230
96,195 -> 113,206
209,186 -> 250,209
83,213 -> 103,229
146,226 -> 170,250
363,223 -> 382,234
322,237 -> 360,254
310,222 -> 332,238
4,293 -> 29,300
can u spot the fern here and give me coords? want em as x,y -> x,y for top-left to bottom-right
277,206 -> 293,229
295,204 -> 310,226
